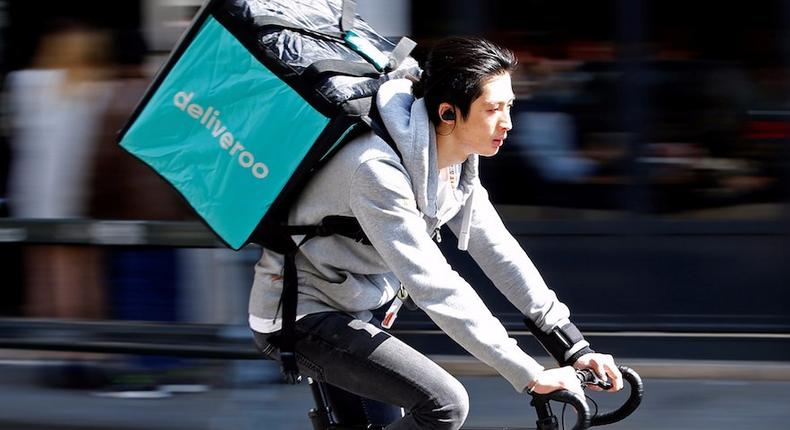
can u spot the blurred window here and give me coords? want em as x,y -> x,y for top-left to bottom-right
638,61 -> 787,219
636,0 -> 789,219
480,59 -> 630,221
416,0 -> 790,221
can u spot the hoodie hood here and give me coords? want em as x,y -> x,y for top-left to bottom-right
375,79 -> 478,219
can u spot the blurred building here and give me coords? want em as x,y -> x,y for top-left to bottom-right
0,0 -> 787,337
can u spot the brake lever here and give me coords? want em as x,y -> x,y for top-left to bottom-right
576,368 -> 613,391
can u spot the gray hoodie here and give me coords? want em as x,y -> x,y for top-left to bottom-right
248,79 -> 588,392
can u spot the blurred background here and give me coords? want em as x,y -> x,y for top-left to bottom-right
0,0 -> 788,429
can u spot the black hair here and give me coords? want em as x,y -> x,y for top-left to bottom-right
412,37 -> 518,125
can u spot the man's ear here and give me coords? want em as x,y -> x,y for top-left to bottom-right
438,103 -> 456,122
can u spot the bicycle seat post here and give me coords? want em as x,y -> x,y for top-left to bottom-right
308,378 -> 334,430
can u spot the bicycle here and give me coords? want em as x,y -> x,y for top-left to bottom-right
304,365 -> 643,430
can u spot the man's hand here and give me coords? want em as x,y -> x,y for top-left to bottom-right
573,352 -> 623,392
527,366 -> 585,398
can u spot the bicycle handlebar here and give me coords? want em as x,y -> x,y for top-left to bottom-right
530,365 -> 643,430
531,389 -> 591,430
589,366 -> 643,426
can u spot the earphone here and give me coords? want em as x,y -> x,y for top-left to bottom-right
441,109 -> 456,121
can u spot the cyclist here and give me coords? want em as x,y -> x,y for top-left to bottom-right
250,37 -> 623,430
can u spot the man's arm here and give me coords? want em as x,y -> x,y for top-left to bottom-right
446,181 -> 592,364
349,157 -> 543,392
447,182 -> 623,391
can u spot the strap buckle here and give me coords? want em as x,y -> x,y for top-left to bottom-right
280,351 -> 302,384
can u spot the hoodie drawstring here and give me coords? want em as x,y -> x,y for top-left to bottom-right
457,187 -> 475,251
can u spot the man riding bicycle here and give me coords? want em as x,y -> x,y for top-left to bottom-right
250,36 -> 623,430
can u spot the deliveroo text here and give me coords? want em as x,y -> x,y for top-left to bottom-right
174,91 -> 269,179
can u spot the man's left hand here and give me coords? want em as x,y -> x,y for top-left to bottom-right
573,353 -> 623,392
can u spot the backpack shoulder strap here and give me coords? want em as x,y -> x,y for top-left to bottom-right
279,242 -> 301,383
364,99 -> 403,161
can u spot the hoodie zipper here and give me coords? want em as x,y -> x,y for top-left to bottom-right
429,188 -> 473,248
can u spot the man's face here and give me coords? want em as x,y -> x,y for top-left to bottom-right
455,73 -> 515,157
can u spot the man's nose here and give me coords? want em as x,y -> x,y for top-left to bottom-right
500,111 -> 512,131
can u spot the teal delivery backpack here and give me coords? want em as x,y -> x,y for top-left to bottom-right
118,0 -> 417,251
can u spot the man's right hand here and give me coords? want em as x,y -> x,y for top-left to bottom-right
527,366 -> 585,398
